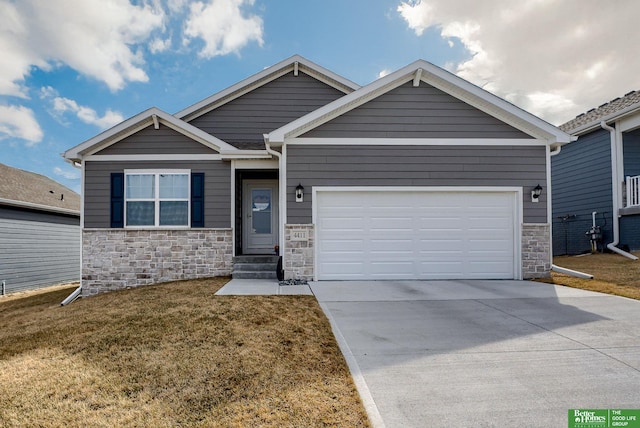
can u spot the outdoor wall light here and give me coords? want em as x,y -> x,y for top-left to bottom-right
295,183 -> 304,203
531,184 -> 543,203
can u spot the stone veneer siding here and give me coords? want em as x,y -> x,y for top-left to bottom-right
82,229 -> 233,296
284,224 -> 314,281
522,223 -> 551,279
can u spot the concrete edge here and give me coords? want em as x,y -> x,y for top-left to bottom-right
318,301 -> 385,428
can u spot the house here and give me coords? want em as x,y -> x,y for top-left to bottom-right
552,91 -> 640,257
0,163 -> 80,294
63,55 -> 571,296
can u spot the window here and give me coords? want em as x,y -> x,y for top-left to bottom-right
125,170 -> 190,227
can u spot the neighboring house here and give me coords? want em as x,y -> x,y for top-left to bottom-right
0,163 -> 80,294
63,55 -> 571,296
552,91 -> 640,256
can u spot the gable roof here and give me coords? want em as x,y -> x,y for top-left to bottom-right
267,59 -> 572,145
176,55 -> 360,122
63,107 -> 253,163
0,163 -> 80,215
560,90 -> 640,135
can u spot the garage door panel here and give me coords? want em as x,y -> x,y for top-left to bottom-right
316,190 -> 517,280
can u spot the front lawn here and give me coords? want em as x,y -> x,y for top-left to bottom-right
0,278 -> 370,427
542,252 -> 640,300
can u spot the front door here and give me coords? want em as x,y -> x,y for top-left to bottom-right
243,180 -> 279,254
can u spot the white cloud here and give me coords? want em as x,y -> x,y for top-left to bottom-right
0,105 -> 43,145
378,69 -> 392,78
0,0 -> 165,96
397,0 -> 640,125
51,97 -> 124,129
150,37 -> 172,53
53,166 -> 80,180
183,0 -> 263,58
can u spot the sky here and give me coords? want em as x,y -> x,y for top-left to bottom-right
1,0 -> 639,194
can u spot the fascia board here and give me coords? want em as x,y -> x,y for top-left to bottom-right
268,59 -> 572,145
176,55 -> 360,121
0,198 -> 80,216
63,107 -> 239,161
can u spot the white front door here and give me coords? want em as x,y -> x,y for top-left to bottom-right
243,180 -> 279,254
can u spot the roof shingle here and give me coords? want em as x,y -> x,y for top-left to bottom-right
560,90 -> 640,133
0,163 -> 80,213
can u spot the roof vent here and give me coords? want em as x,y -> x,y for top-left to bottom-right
625,90 -> 637,96
587,108 -> 596,113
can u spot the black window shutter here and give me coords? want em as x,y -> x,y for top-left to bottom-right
191,172 -> 204,227
110,173 -> 124,228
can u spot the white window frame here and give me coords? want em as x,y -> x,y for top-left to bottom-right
124,169 -> 191,228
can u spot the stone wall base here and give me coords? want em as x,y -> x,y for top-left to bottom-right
284,224 -> 314,281
82,228 -> 232,296
522,223 -> 551,279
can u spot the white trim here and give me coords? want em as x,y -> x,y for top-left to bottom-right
268,59 -> 571,145
0,198 -> 80,216
413,68 -> 423,87
152,114 -> 159,130
123,169 -> 191,228
233,159 -> 279,169
220,151 -> 272,160
545,145 -> 553,266
311,186 -> 523,281
231,160 -> 236,257
287,137 -> 549,146
63,107 -> 240,162
619,112 -> 640,133
85,154 -> 222,161
80,160 -> 85,228
280,144 -> 287,253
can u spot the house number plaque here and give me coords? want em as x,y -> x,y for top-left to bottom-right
291,230 -> 308,241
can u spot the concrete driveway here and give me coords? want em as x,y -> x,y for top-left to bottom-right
310,280 -> 640,428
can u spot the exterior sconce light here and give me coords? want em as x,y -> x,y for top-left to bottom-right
295,183 -> 304,203
531,184 -> 543,203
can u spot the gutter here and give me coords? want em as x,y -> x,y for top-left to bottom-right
600,121 -> 638,260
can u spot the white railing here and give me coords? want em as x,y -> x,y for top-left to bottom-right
626,175 -> 640,207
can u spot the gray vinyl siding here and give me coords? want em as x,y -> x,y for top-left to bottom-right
619,129 -> 640,250
84,160 -> 230,228
623,128 -> 640,177
0,206 -> 80,294
551,128 -> 613,255
188,72 -> 347,149
96,124 -> 217,155
286,145 -> 547,224
302,82 -> 533,139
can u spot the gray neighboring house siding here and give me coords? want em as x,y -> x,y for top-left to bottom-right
286,145 -> 547,224
620,128 -> 640,249
188,72 -> 347,149
0,205 -> 80,294
551,128 -> 613,255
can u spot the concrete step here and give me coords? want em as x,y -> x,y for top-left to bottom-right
233,262 -> 277,271
232,255 -> 280,280
232,271 -> 278,280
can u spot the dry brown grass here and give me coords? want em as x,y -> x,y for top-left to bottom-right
540,252 -> 640,300
0,278 -> 370,427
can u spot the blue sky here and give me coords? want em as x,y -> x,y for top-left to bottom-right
1,0 -> 639,194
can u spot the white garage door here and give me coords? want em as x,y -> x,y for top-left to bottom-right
315,189 -> 519,280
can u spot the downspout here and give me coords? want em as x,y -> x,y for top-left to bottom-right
600,121 -> 638,260
61,158 -> 84,305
